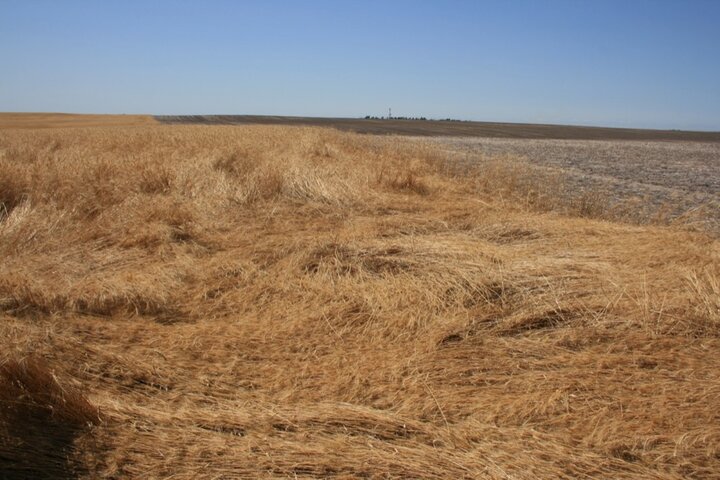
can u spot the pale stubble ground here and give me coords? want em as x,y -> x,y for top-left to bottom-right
428,136 -> 720,232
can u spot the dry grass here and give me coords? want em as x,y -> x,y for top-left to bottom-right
0,357 -> 101,479
1,124 -> 719,478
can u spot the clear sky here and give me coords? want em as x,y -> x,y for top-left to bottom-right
1,0 -> 719,130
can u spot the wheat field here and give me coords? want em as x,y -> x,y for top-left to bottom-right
1,123 -> 719,478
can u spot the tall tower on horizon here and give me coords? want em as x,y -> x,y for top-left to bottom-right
388,107 -> 391,120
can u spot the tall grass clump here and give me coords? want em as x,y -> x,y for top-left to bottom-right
1,356 -> 101,479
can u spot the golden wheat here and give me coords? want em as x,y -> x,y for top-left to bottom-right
1,124 -> 719,478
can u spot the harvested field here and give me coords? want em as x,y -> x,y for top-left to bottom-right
156,115 -> 720,142
431,136 -> 720,233
1,124 -> 720,478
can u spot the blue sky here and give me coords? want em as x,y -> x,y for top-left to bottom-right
1,0 -> 719,130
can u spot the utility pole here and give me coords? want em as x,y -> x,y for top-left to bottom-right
388,107 -> 392,120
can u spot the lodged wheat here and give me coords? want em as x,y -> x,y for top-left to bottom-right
1,123 -> 719,478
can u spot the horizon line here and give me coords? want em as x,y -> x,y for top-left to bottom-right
3,111 -> 720,133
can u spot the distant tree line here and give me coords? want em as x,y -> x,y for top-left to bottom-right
363,115 -> 467,122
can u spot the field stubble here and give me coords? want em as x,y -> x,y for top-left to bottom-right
1,124 -> 719,478
432,136 -> 720,233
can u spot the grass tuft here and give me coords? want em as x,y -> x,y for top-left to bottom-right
0,356 -> 101,479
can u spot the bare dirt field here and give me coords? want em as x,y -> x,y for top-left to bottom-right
1,123 -> 720,478
156,115 -> 720,142
429,136 -> 720,233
